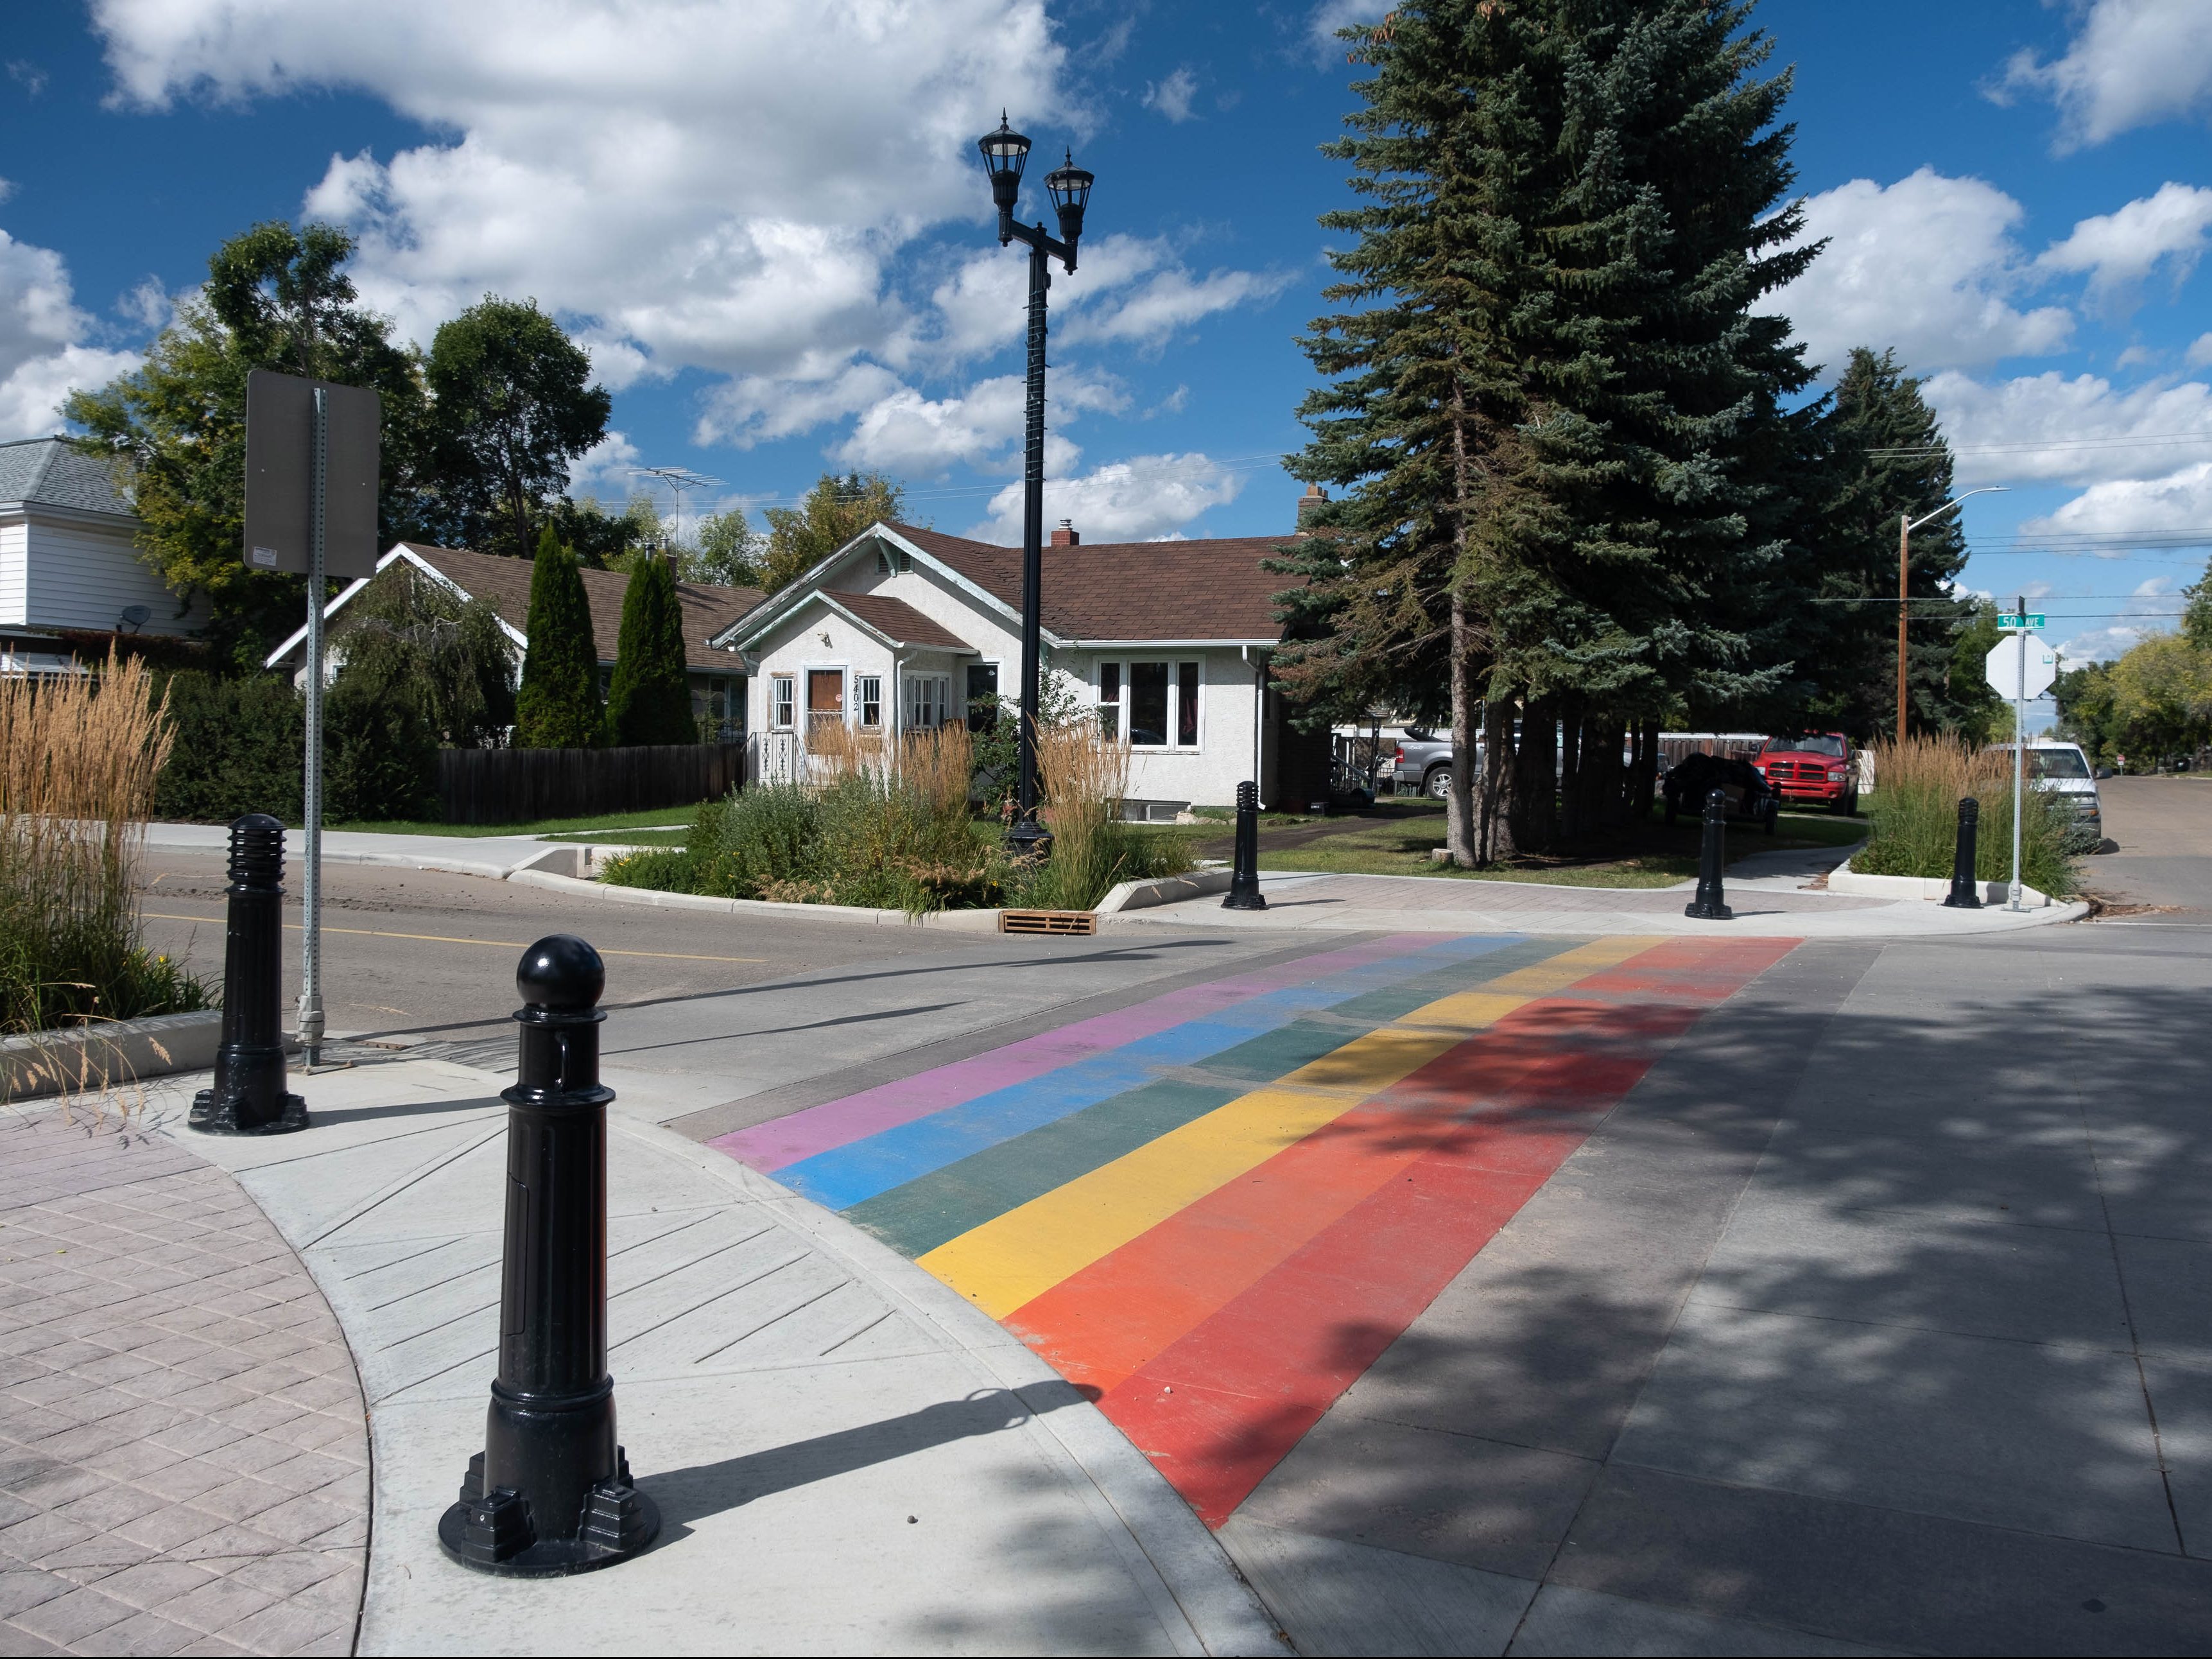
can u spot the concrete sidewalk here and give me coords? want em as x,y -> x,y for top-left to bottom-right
135,1059 -> 1284,1657
1115,868 -> 2087,938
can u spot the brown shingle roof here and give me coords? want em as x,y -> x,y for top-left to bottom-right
887,523 -> 1298,643
403,544 -> 763,673
822,591 -> 973,650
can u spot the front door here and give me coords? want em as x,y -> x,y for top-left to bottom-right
807,670 -> 843,731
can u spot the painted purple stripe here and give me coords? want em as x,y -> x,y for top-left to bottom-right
713,935 -> 1433,1171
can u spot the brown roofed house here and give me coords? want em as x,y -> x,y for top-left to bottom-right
267,543 -> 765,740
707,506 -> 1333,813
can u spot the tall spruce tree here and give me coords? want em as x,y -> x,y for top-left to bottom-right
1283,0 -> 1820,859
604,554 -> 696,746
514,526 -> 603,748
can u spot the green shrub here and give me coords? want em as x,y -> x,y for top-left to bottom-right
1014,820 -> 1193,911
324,673 -> 439,821
151,670 -> 304,822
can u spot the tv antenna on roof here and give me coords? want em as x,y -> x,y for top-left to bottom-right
629,466 -> 723,551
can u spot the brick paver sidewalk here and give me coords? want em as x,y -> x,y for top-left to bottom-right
0,1106 -> 368,1656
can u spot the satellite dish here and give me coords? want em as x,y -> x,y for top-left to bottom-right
118,605 -> 151,634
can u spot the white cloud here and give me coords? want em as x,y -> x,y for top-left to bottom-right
1064,266 -> 1292,351
1143,68 -> 1198,124
115,276 -> 176,331
0,229 -> 141,441
91,0 -> 1062,387
833,369 -> 1127,476
564,431 -> 642,501
924,233 -> 1286,365
1999,0 -> 2212,150
1767,169 -> 2073,374
2190,333 -> 2212,369
1308,0 -> 1390,58
2022,459 -> 2212,542
976,451 -> 1243,542
1923,369 -> 2212,487
2036,182 -> 2212,306
693,361 -> 904,449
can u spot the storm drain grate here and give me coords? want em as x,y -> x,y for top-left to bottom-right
999,909 -> 1098,936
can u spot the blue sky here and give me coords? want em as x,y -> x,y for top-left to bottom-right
3,0 -> 2209,672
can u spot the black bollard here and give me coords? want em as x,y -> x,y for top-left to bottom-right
191,813 -> 307,1136
1223,780 -> 1268,910
1942,796 -> 1983,909
1683,788 -> 1734,921
438,935 -> 659,1577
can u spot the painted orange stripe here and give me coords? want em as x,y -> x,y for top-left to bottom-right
1004,939 -> 1776,1398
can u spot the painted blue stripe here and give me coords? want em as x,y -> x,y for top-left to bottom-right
777,933 -> 1525,1211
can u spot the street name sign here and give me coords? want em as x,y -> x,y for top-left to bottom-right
1986,632 -> 2057,701
242,369 -> 381,577
1997,612 -> 2046,630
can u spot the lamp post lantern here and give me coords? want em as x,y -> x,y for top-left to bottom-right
977,116 -> 1092,857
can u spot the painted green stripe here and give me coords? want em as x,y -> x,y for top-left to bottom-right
847,936 -> 1578,1258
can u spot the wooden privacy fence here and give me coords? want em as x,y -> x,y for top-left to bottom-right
437,743 -> 742,825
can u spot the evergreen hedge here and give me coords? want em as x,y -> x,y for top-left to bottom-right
515,525 -> 601,747
605,554 -> 695,746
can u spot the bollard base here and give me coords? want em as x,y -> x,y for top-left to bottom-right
1940,890 -> 1983,910
438,1448 -> 659,1577
188,1089 -> 309,1136
1222,892 -> 1268,911
1682,900 -> 1734,921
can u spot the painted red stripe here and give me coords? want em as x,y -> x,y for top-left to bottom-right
1091,942 -> 1796,1525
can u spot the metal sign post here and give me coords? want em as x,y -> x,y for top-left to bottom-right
301,388 -> 327,1064
243,370 -> 381,1068
1983,604 -> 2058,916
2011,593 -> 2025,913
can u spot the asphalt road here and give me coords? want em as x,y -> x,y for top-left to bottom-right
132,850 -> 1266,1052
2086,776 -> 2212,922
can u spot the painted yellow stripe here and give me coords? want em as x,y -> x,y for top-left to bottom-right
917,935 -> 1659,1317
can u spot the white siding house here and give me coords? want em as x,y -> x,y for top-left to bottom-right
0,437 -> 202,670
711,516 -> 1335,814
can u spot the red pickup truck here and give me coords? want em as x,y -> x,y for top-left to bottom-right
1753,733 -> 1859,815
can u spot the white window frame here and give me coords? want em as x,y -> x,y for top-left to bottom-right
903,673 -> 952,730
854,674 -> 883,729
1096,657 -> 1203,751
771,674 -> 795,730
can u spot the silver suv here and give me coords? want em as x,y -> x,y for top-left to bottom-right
1984,741 -> 2104,847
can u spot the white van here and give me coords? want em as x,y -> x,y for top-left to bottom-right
1984,742 -> 2102,842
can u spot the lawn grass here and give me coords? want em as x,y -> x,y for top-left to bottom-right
1183,798 -> 1864,888
331,804 -> 707,838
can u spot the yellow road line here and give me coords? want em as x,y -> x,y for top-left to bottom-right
917,935 -> 1658,1317
137,913 -> 764,966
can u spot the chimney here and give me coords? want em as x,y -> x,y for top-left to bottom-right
1295,483 -> 1328,534
1050,519 -> 1080,546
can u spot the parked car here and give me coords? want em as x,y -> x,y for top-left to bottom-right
1390,729 -> 1460,798
1662,751 -> 1780,833
1984,741 -> 2105,849
1752,731 -> 1858,815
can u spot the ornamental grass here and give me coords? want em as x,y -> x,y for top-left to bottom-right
1014,718 -> 1192,912
1,652 -> 211,1054
1854,734 -> 2079,896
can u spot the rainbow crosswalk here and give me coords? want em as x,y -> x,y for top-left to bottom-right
713,930 -> 1798,1525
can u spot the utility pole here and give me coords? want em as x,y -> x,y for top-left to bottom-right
1894,487 -> 2008,738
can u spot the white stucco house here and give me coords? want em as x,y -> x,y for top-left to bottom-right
1,436 -> 203,674
709,513 -> 1335,816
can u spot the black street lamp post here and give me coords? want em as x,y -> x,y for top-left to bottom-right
977,115 -> 1092,858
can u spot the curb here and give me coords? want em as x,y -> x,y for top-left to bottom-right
506,865 -> 1006,930
1,1009 -> 227,1100
1098,869 -> 1234,914
1828,858 -> 2059,907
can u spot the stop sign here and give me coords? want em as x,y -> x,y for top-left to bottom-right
1986,633 -> 2057,700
